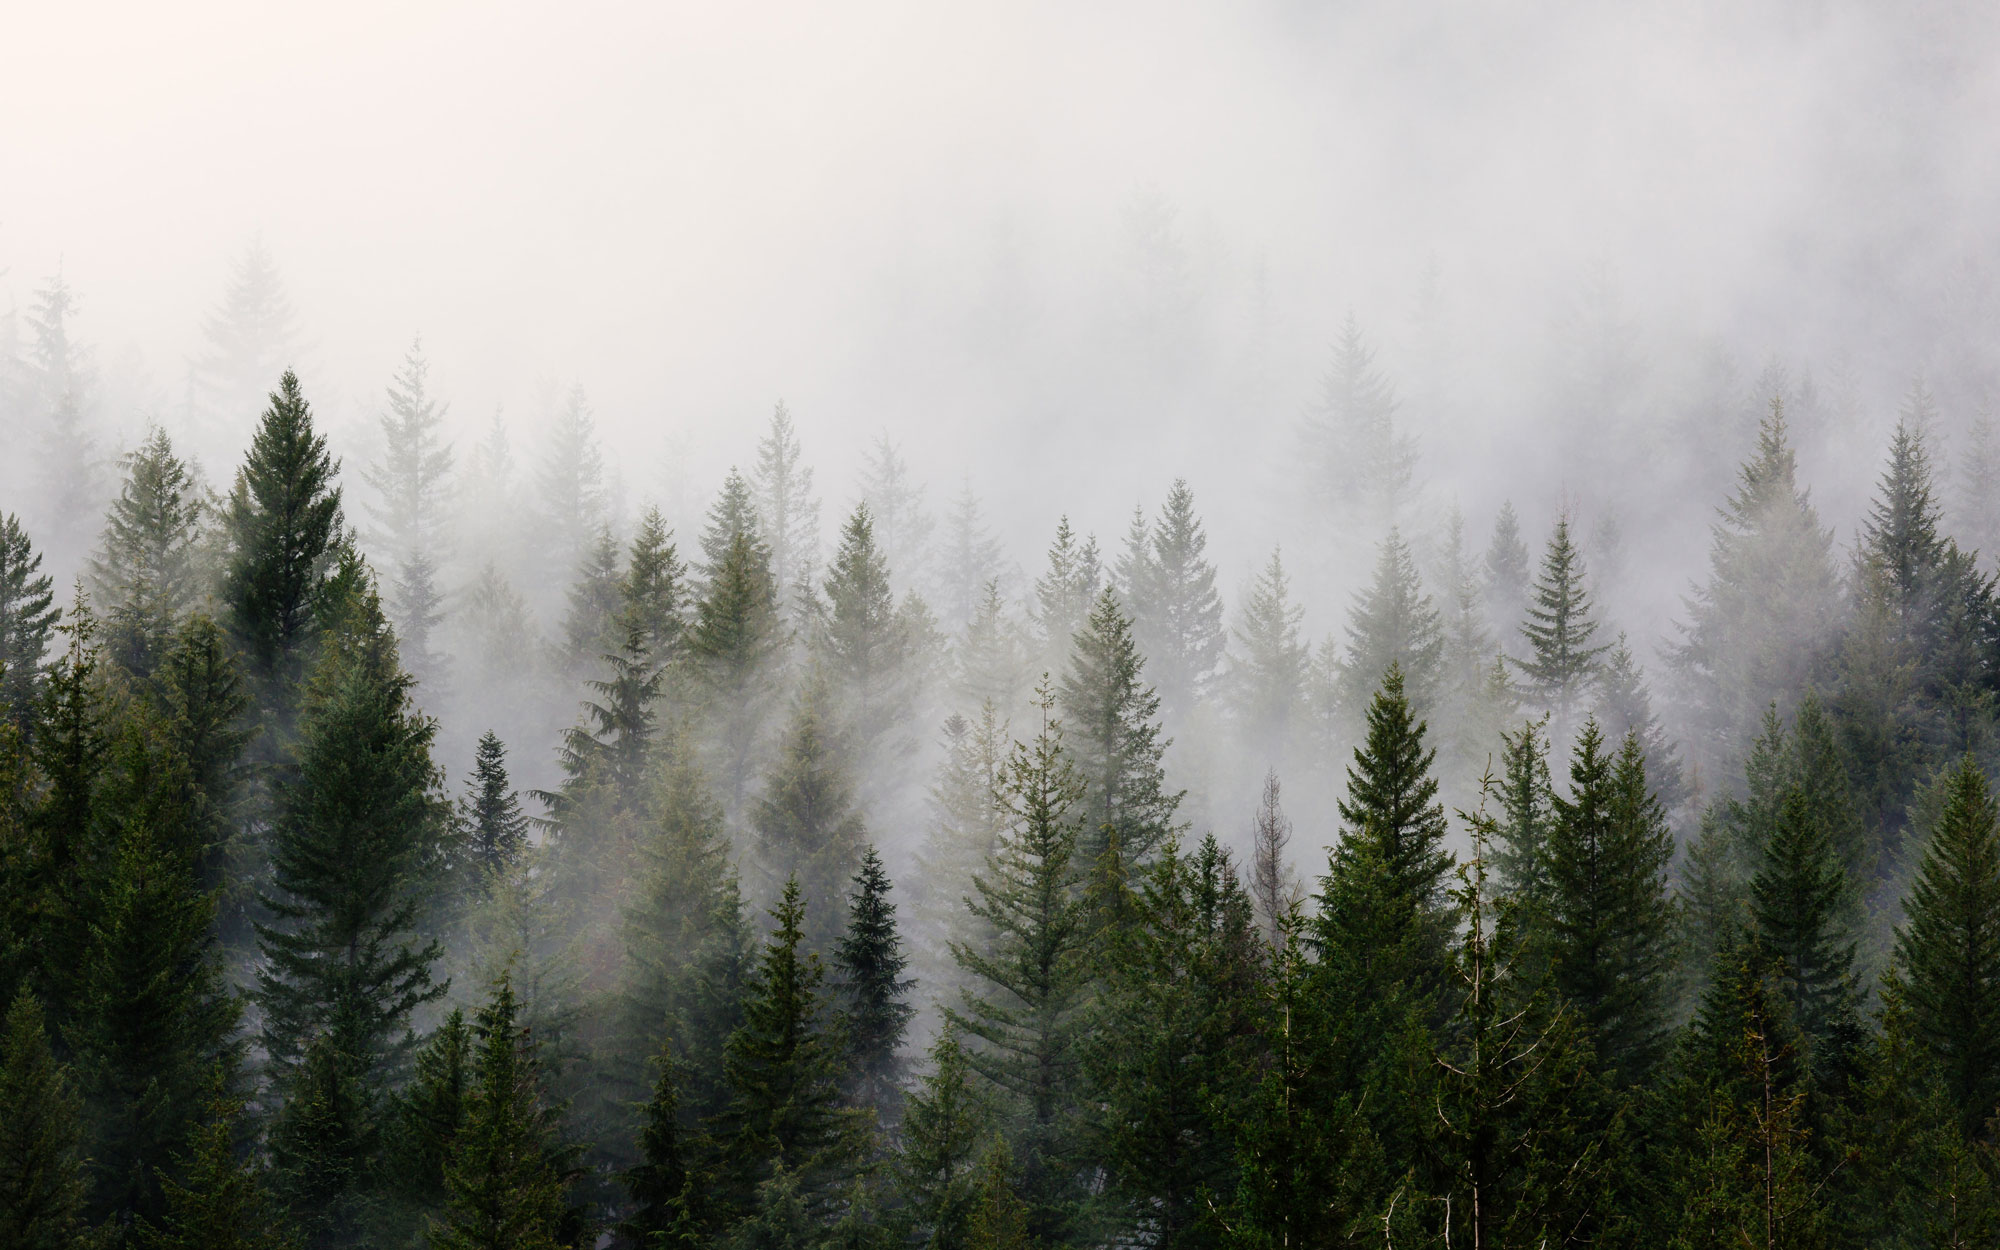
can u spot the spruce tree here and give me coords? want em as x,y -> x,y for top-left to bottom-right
266,1033 -> 372,1247
1592,632 -> 1684,812
833,846 -> 914,1116
0,993 -> 92,1250
822,504 -> 907,744
1304,313 -> 1415,523
751,403 -> 821,624
90,427 -> 209,680
1483,500 -> 1531,648
752,671 -> 867,951
222,371 -> 346,750
1891,754 -> 2000,1137
621,1039 -> 702,1249
1750,782 -> 1860,1058
384,1009 -> 471,1212
544,612 -> 661,833
462,732 -> 530,876
0,512 -> 60,727
27,600 -> 113,1009
152,615 -> 252,900
556,526 -> 624,681
622,507 -> 687,665
1331,663 -> 1452,914
362,339 -> 453,687
1058,587 -> 1181,864
954,581 -> 1026,716
717,878 -> 858,1213
192,239 -> 304,440
1436,508 -> 1508,783
858,435 -> 933,590
1337,527 -> 1444,720
1127,479 -> 1225,719
1543,724 -> 1676,1083
432,979 -> 579,1250
935,482 -> 1008,634
892,1027 -> 991,1250
1492,716 -> 1555,906
1029,517 -> 1099,682
1512,513 -> 1609,734
139,1083 -> 295,1250
689,522 -> 781,816
949,687 -> 1089,1243
913,704 -> 1010,994
254,586 -> 446,1084
1227,548 -> 1308,767
535,383 -> 609,580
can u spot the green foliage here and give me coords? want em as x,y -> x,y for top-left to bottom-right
623,507 -> 688,666
91,426 -> 209,680
689,522 -> 781,816
1227,548 -> 1308,766
462,732 -> 530,876
892,1028 -> 992,1250
1750,782 -> 1861,1058
1058,587 -> 1181,864
140,1081 -> 297,1250
0,993 -> 93,1250
620,1039 -> 703,1250
822,504 -> 906,743
832,846 -> 913,1114
0,510 -> 62,727
386,1010 -> 472,1213
1512,513 -> 1609,731
1330,663 -> 1452,917
1124,479 -> 1225,718
752,672 -> 866,951
1338,528 -> 1444,721
1030,517 -> 1100,682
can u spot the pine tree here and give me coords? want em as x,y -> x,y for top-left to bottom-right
1227,548 -> 1308,768
949,687 -> 1089,1243
858,435 -> 932,591
893,1027 -> 991,1250
1512,513 -> 1609,734
1029,517 -> 1100,682
752,671 -> 867,951
222,370 -> 346,749
385,1009 -> 471,1211
0,512 -> 60,727
689,520 -> 781,816
1670,397 -> 1840,781
1248,769 -> 1299,950
1127,479 -> 1225,719
954,581 -> 1026,716
27,600 -> 113,1004
193,239 -> 304,443
1337,528 -> 1444,721
26,272 -> 104,545
622,507 -> 687,665
254,588 -> 447,1084
913,704 -> 1010,995
1891,754 -> 2000,1137
362,339 -> 453,686
266,1033 -> 372,1247
152,615 -> 253,900
1959,403 -> 2000,565
432,979 -> 579,1250
717,878 -> 858,1212
822,504 -> 907,744
621,1039 -> 702,1249
1331,664 -> 1453,916
935,482 -> 1008,634
1750,783 -> 1861,1062
463,732 -> 530,875
751,402 -> 821,624
1592,632 -> 1685,811
1483,501 -> 1531,646
1058,588 -> 1181,864
556,526 -> 624,681
544,611 -> 661,831
0,993 -> 92,1250
140,1083 -> 296,1250
833,846 -> 914,1115
90,427 -> 209,679
1303,313 -> 1415,524
536,384 -> 609,580
1543,724 -> 1676,1083
1436,508 -> 1508,784
1491,717 -> 1555,906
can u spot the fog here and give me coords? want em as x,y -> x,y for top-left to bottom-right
6,1 -> 2000,841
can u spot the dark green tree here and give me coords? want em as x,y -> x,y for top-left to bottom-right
0,512 -> 60,728
1512,513 -> 1609,732
221,370 -> 346,751
90,426 -> 208,680
1058,587 -> 1181,864
139,1083 -> 297,1250
833,846 -> 914,1116
384,1008 -> 471,1213
556,526 -> 623,682
623,507 -> 688,666
620,1039 -> 703,1250
752,671 -> 867,952
25,602 -> 114,1010
1891,754 -> 2000,1137
1749,782 -> 1861,1059
1491,716 -> 1555,906
151,615 -> 253,907
892,1027 -> 991,1250
462,732 -> 530,876
1331,664 -> 1452,915
0,993 -> 92,1250
266,1034 -> 372,1247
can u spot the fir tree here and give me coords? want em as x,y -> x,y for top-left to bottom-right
0,512 -> 60,727
1337,528 -> 1444,721
954,581 -> 1026,716
1127,479 -> 1225,718
913,704 -> 1010,994
893,1027 -> 991,1250
935,481 -> 1008,634
362,339 -> 453,686
1750,781 -> 1861,1058
1058,587 -> 1181,864
1303,313 -> 1415,524
1226,548 -> 1308,767
752,671 -> 867,952
832,847 -> 914,1115
266,1033 -> 372,1247
751,403 -> 821,624
1891,754 -> 2000,1137
556,526 -> 624,681
1491,716 -> 1555,906
90,427 -> 208,680
1436,508 -> 1508,783
1592,632 -> 1685,812
1512,513 -> 1609,734
858,435 -> 932,591
193,239 -> 304,441
432,979 -> 579,1250
822,504 -> 907,744
152,615 -> 253,899
717,879 -> 858,1213
1331,663 -> 1452,916
1483,500 -> 1531,648
27,600 -> 113,1003
1029,518 -> 1100,681
221,370 -> 346,749
621,1039 -> 702,1249
688,522 -> 781,816
0,993 -> 92,1250
544,611 -> 661,832
622,507 -> 687,665
25,273 -> 104,546
1543,724 -> 1676,1083
949,687 -> 1090,1243
1959,403 -> 2000,565
535,384 -> 609,579
139,1083 -> 296,1250
385,1009 -> 471,1211
462,732 -> 530,876
254,587 -> 447,1084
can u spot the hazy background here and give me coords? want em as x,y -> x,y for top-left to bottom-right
5,0 -> 1999,827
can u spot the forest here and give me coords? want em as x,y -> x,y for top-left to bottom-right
5,248 -> 2000,1250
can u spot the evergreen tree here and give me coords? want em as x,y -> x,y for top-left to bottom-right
556,526 -> 623,681
1436,509 -> 1508,783
1891,754 -> 2000,1137
1512,513 -> 1609,734
822,504 -> 907,744
385,1009 -> 471,1212
954,581 -> 1026,716
431,979 -> 579,1250
1337,528 -> 1444,721
1226,548 -> 1307,767
362,339 -> 453,686
140,1084 -> 296,1250
254,587 -> 447,1085
1483,500 -> 1531,647
622,507 -> 687,665
1303,313 -> 1415,524
621,1039 -> 702,1249
752,671 -> 867,951
1029,518 -> 1099,682
25,272 -> 105,549
751,403 -> 821,624
0,993 -> 92,1250
0,512 -> 60,727
1592,632 -> 1685,812
1058,588 -> 1181,864
1127,479 -> 1225,719
832,846 -> 914,1115
266,1033 -> 372,1247
1750,781 -> 1861,1059
1330,664 -> 1452,916
462,732 -> 530,875
717,878 -> 858,1214
27,601 -> 114,1004
892,1027 -> 991,1250
913,704 -> 1010,994
1543,724 -> 1676,1082
1491,716 -> 1555,906
152,615 -> 253,900
1247,769 -> 1299,950
858,435 -> 933,591
688,521 -> 780,816
949,687 -> 1090,1243
536,384 -> 609,580
221,370 -> 346,750
193,239 -> 304,443
544,611 -> 661,832
1670,397 -> 1840,781
90,427 -> 208,680
935,482 -> 1008,634
1958,403 -> 2000,565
